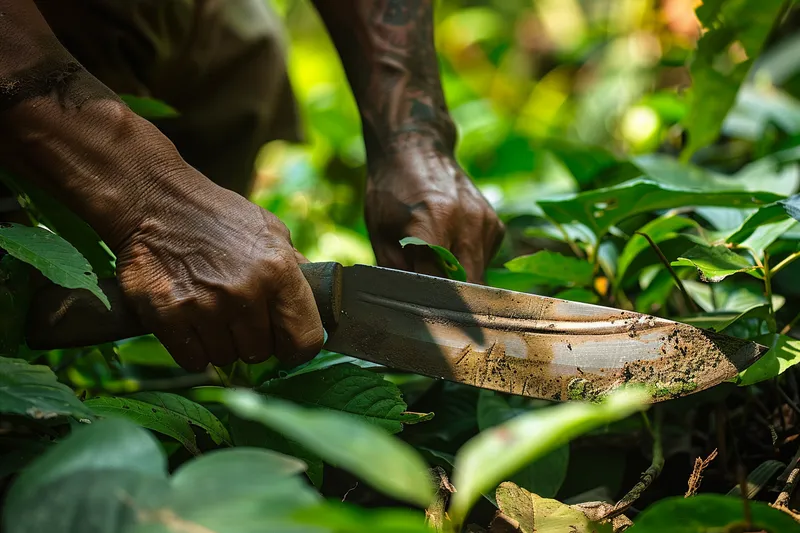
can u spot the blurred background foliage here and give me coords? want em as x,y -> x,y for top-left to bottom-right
252,0 -> 800,270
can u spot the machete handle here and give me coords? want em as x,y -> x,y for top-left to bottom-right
25,261 -> 344,350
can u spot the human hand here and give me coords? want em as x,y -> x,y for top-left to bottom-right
365,148 -> 504,283
114,174 -> 324,371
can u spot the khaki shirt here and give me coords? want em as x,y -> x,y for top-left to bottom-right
33,0 -> 301,196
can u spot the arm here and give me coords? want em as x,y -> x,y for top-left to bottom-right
0,1 -> 323,369
311,0 -> 504,282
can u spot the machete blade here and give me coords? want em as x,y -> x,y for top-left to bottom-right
324,265 -> 767,402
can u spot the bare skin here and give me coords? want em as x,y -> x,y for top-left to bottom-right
0,0 -> 503,370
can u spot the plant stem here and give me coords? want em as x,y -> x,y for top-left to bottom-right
771,251 -> 800,276
634,231 -> 698,314
781,310 -> 800,335
604,408 -> 664,520
764,251 -> 775,317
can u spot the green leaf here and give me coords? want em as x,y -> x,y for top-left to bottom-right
260,363 -> 432,433
495,482 -> 611,533
0,223 -> 109,309
115,336 -> 180,368
504,250 -> 594,288
727,460 -> 785,499
538,179 -> 782,237
726,203 -> 798,256
85,392 -> 231,454
400,236 -> 467,281
681,0 -> 787,158
679,304 -> 774,336
0,171 -> 115,278
672,245 -> 758,282
293,502 -> 434,533
553,288 -> 599,304
448,389 -> 648,524
224,389 -> 434,507
229,413 -> 325,488
782,193 -> 800,221
616,215 -> 699,289
627,494 -> 800,532
285,349 -> 383,377
4,419 -> 168,533
477,391 -> 569,498
0,356 -> 94,420
5,418 -> 324,533
737,334 -> 800,386
120,95 -> 180,119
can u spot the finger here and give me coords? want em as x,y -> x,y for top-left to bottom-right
194,322 -> 239,367
269,260 -> 325,367
453,237 -> 484,284
406,223 -> 450,278
485,217 -> 506,267
156,325 -> 210,372
230,307 -> 274,364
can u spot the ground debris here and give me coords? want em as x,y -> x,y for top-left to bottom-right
686,448 -> 718,497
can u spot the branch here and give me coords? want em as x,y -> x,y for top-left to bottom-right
604,409 -> 664,520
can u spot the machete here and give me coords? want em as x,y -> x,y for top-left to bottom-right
26,262 -> 766,402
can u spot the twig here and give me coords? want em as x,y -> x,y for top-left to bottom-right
604,409 -> 664,520
425,467 -> 456,532
774,447 -> 800,516
771,251 -> 800,277
686,449 -> 718,497
782,309 -> 800,335
773,464 -> 800,512
634,232 -> 698,313
764,251 -> 775,317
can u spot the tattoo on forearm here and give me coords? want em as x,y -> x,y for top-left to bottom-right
313,0 -> 456,163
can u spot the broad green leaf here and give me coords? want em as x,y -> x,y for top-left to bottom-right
783,193 -> 800,221
0,223 -> 109,309
672,245 -> 758,282
293,502 -> 434,533
85,392 -> 231,454
448,389 -> 648,524
681,0 -> 787,158
260,363 -> 433,433
737,334 -> 800,386
726,204 -> 798,256
120,95 -> 180,119
627,494 -> 800,532
224,389 -> 434,507
553,288 -> 599,304
4,418 -> 167,532
0,356 -> 94,420
615,215 -> 699,289
0,256 -> 29,356
400,236 -> 467,281
477,391 -> 568,498
495,482 -> 611,533
115,336 -> 179,368
679,304 -> 774,336
285,350 -> 383,377
538,179 -> 781,237
0,171 -> 115,278
727,460 -> 785,499
230,413 -> 325,488
504,250 -> 594,288
539,137 -> 639,187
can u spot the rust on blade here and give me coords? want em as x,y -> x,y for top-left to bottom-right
324,265 -> 766,402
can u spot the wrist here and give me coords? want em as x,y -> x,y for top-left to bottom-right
363,117 -> 458,172
1,96 -> 208,251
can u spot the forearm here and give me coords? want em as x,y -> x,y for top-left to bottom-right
0,0 -> 205,250
311,0 -> 456,165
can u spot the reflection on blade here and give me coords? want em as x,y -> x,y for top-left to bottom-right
324,265 -> 767,402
